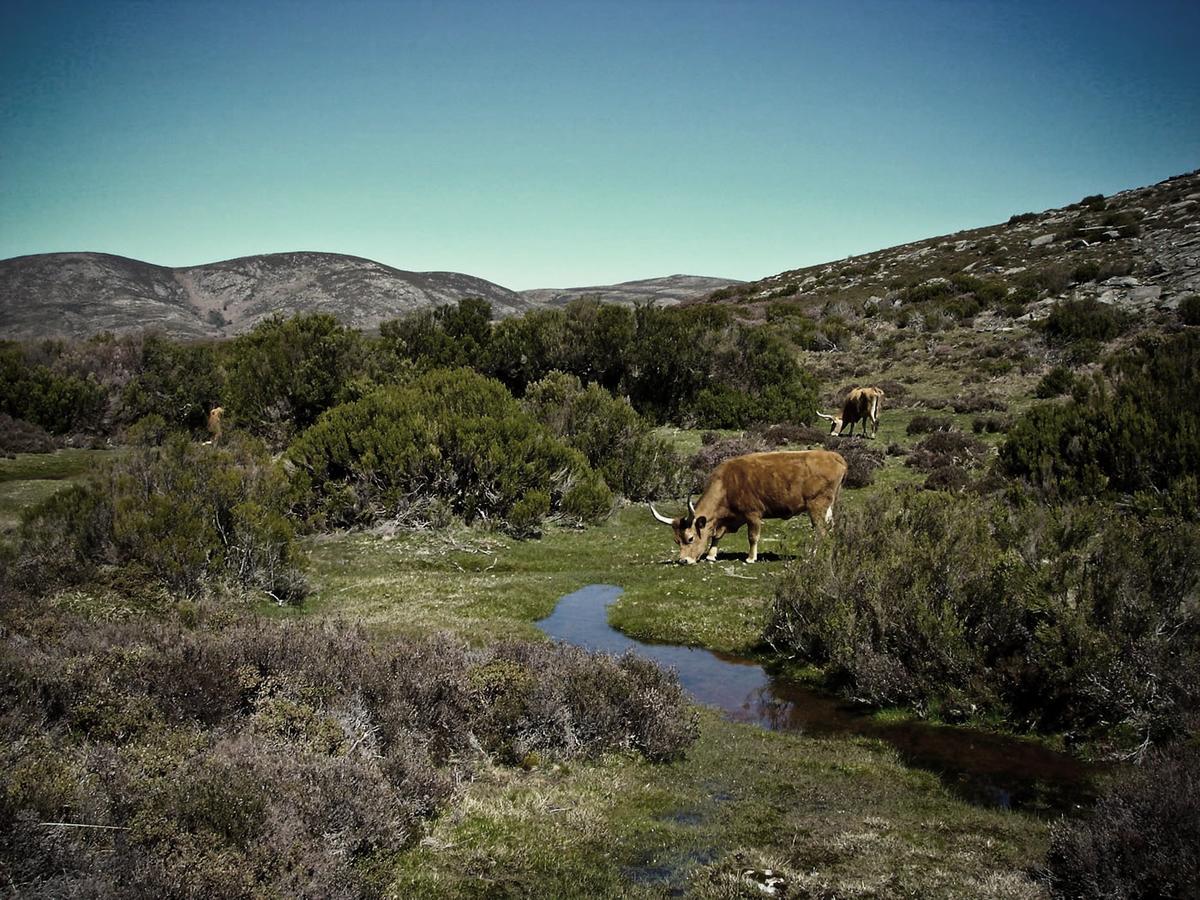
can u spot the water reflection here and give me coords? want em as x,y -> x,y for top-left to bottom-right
536,584 -> 1096,813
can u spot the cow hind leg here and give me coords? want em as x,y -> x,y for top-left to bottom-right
745,517 -> 762,563
808,502 -> 831,540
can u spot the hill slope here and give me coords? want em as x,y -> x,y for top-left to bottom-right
697,169 -> 1200,322
0,251 -> 530,340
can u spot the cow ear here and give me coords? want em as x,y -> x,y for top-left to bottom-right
694,515 -> 707,531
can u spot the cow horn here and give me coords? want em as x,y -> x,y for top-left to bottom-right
687,496 -> 697,517
816,412 -> 835,421
649,503 -> 674,525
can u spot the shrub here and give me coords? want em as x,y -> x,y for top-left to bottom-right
0,616 -> 697,897
689,437 -> 767,480
1179,294 -> 1200,326
1042,298 -> 1131,346
947,394 -> 1007,414
225,314 -> 364,445
906,414 -> 954,435
905,430 -> 990,472
0,414 -> 56,454
822,436 -> 884,488
1036,365 -> 1078,398
15,433 -> 305,601
764,491 -> 1200,740
0,343 -> 106,435
287,369 -> 611,533
750,423 -> 828,447
1079,193 -> 1107,212
1044,742 -> 1200,899
1001,331 -> 1200,516
972,414 -> 1010,434
119,336 -> 223,433
522,372 -> 683,500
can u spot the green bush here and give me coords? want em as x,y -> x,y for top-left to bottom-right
287,368 -> 612,532
1042,298 -> 1131,346
1002,331 -> 1200,516
16,433 -> 305,601
521,371 -> 682,500
1179,294 -> 1200,326
1035,365 -> 1078,398
764,491 -> 1200,740
224,314 -> 364,445
0,343 -> 106,435
119,336 -> 223,432
379,297 -> 493,370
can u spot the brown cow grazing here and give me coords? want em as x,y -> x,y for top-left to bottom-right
817,386 -> 884,438
206,406 -> 224,444
650,449 -> 848,564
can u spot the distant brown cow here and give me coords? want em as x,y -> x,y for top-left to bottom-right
817,386 -> 884,438
651,449 -> 848,564
207,406 -> 224,444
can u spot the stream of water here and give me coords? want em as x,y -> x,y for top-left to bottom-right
536,584 -> 1096,814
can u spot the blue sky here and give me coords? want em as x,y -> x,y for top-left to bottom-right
2,0 -> 1197,289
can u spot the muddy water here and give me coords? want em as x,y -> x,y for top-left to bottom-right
536,584 -> 1096,813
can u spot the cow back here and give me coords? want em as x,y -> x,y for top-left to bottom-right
709,450 -> 847,518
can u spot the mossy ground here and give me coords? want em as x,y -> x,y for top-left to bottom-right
2,428 -> 1053,898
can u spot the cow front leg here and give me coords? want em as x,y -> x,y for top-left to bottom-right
745,517 -> 762,563
704,524 -> 728,562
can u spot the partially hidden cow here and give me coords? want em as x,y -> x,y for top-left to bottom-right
817,386 -> 884,438
650,449 -> 848,564
206,406 -> 224,445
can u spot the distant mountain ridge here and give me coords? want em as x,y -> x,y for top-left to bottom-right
519,274 -> 743,308
0,251 -> 530,341
0,252 -> 743,340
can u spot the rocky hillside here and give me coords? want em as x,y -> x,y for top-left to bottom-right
520,274 -> 743,308
0,252 -> 530,340
696,170 -> 1200,326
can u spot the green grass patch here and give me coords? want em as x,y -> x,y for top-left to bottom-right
300,504 -> 804,653
389,711 -> 1048,898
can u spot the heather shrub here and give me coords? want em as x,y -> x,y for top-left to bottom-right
972,413 -> 1011,434
822,436 -> 883,488
749,423 -> 828,447
0,615 -> 698,897
0,414 -> 56,454
287,368 -> 612,533
1044,742 -> 1200,899
14,433 -> 305,601
947,393 -> 1007,414
521,371 -> 683,500
905,430 -> 990,472
906,414 -> 953,435
689,436 -> 767,479
764,491 -> 1200,740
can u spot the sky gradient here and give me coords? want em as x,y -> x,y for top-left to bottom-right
2,0 -> 1197,289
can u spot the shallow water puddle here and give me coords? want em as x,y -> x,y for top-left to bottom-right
537,584 -> 1096,813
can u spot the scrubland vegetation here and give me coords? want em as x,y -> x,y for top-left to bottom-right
3,269 -> 1200,896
